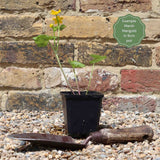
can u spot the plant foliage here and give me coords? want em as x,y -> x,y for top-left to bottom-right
89,54 -> 106,64
33,35 -> 53,47
69,60 -> 85,68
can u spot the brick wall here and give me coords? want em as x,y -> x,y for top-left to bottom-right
0,0 -> 160,112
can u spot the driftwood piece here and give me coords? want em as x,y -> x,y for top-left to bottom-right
90,125 -> 154,144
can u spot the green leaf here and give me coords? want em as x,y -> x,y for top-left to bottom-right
69,60 -> 85,68
89,54 -> 106,64
33,35 -> 53,47
53,26 -> 58,32
60,24 -> 66,31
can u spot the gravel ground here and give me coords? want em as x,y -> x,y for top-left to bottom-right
0,109 -> 160,160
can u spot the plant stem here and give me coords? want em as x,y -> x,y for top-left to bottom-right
86,63 -> 95,95
56,15 -> 60,51
55,54 -> 75,95
73,68 -> 80,95
53,29 -> 56,51
49,42 -> 75,95
49,16 -> 75,95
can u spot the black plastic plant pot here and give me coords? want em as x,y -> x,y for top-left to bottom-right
60,91 -> 104,138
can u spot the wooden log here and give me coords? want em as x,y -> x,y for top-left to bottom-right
90,125 -> 154,144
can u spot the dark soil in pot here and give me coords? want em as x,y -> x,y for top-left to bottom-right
60,91 -> 104,138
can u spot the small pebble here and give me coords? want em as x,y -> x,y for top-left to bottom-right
0,112 -> 3,117
123,148 -> 130,153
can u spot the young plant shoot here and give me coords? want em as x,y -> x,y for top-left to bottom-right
33,10 -> 106,95
86,54 -> 106,95
69,60 -> 85,95
33,9 -> 75,94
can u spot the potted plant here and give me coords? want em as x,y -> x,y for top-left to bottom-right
33,9 -> 106,138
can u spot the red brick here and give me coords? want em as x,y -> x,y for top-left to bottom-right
103,96 -> 156,112
80,0 -> 151,12
121,69 -> 160,92
66,69 -> 119,92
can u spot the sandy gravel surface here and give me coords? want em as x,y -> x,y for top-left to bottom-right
0,109 -> 160,160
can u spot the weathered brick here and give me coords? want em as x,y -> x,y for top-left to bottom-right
78,42 -> 152,66
0,42 -> 74,64
0,0 -> 76,11
0,67 -> 42,89
46,16 -> 117,38
63,69 -> 119,92
44,67 -> 61,88
56,0 -> 76,10
80,0 -> 151,12
121,69 -> 160,92
155,46 -> 160,66
0,15 -> 42,38
103,96 -> 156,112
6,91 -> 62,111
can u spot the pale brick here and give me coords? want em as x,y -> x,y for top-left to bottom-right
155,45 -> 160,66
6,91 -> 62,111
1,93 -> 7,111
0,93 -> 2,111
0,15 -> 42,38
44,67 -> 61,88
143,19 -> 160,40
155,98 -> 160,113
151,0 -> 160,13
46,16 -> 117,38
0,0 -> 76,10
0,67 -> 42,89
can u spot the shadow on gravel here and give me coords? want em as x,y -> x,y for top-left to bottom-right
15,144 -> 71,152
